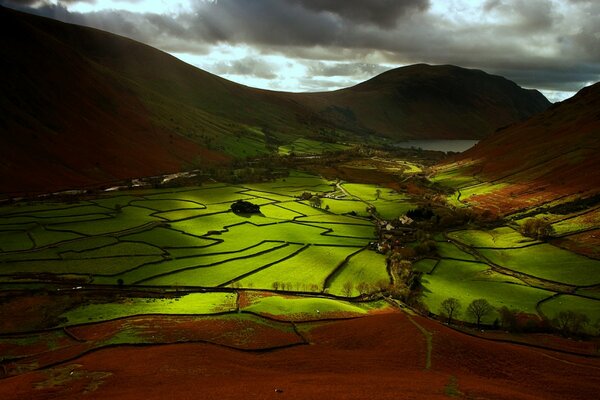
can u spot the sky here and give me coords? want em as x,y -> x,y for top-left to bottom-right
2,0 -> 599,102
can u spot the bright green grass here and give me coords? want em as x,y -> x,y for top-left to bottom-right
476,245 -> 600,285
46,206 -> 158,235
121,227 -> 216,248
0,231 -> 33,252
58,292 -> 237,326
237,245 -> 358,291
327,249 -> 389,296
459,182 -> 510,202
0,236 -> 117,262
100,241 -> 284,285
278,201 -> 331,217
170,213 -> 279,237
130,199 -> 205,211
242,295 -> 369,320
436,242 -> 479,261
0,255 -> 163,276
413,258 -> 438,274
448,227 -> 539,248
294,214 -> 372,225
370,201 -> 415,219
61,242 -> 165,258
142,244 -> 303,287
298,222 -> 375,238
155,198 -> 274,221
214,221 -> 369,248
420,260 -> 553,324
257,204 -> 304,220
320,198 -> 368,216
540,295 -> 600,334
241,190 -> 296,202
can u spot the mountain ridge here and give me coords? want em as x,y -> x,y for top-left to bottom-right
0,6 -> 551,194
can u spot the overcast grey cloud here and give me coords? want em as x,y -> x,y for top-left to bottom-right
1,0 -> 599,100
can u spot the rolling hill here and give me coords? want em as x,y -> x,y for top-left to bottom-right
0,6 -> 549,195
434,81 -> 600,214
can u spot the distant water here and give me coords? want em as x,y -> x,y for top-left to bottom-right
393,140 -> 478,153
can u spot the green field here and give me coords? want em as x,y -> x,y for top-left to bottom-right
2,171 -> 598,332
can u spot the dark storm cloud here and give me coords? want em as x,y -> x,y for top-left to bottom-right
2,0 -> 599,94
288,0 -> 429,28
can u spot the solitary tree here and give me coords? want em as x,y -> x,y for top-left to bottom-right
375,189 -> 382,200
440,298 -> 462,324
466,299 -> 493,329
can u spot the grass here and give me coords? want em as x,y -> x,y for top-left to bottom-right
0,256 -> 164,276
121,227 -> 215,248
477,244 -> 600,285
242,294 -> 371,320
237,245 -> 359,291
413,258 -> 438,274
540,295 -> 600,334
141,244 -> 303,287
327,249 -> 389,296
448,227 -> 539,248
94,241 -> 284,284
58,292 -> 237,326
420,260 -> 553,324
435,242 -> 479,261
278,138 -> 350,155
0,231 -> 33,252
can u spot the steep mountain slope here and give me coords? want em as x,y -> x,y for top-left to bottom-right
301,64 -> 550,139
434,82 -> 600,214
0,6 -> 549,195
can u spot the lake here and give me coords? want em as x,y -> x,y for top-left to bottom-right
393,140 -> 479,153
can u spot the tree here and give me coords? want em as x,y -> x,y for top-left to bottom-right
520,218 -> 555,240
309,195 -> 322,208
375,189 -> 381,200
272,281 -> 280,291
498,306 -> 519,331
440,298 -> 462,324
342,281 -> 354,297
466,299 -> 493,329
552,310 -> 589,336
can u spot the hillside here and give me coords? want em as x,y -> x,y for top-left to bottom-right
434,82 -> 600,214
301,64 -> 550,139
0,6 -> 549,195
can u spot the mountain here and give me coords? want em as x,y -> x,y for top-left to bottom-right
0,6 -> 549,195
300,64 -> 550,139
435,82 -> 600,214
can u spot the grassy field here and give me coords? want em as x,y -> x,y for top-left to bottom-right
1,170 -> 598,333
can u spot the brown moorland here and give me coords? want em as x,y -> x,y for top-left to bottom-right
1,311 -> 599,399
437,82 -> 600,215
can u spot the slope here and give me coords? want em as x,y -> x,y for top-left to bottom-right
300,63 -> 550,139
1,6 -> 549,195
434,82 -> 600,214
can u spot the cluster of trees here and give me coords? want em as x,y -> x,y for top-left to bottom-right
440,298 -> 493,328
271,281 -> 320,292
520,218 -> 555,240
440,298 -> 595,337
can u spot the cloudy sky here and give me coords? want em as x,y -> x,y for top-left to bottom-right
3,0 -> 599,101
